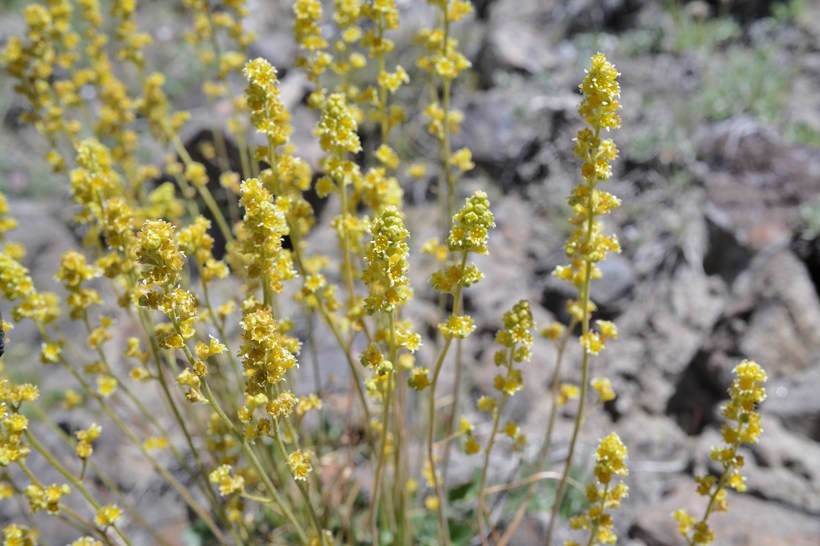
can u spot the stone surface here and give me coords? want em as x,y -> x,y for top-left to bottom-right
764,365 -> 820,441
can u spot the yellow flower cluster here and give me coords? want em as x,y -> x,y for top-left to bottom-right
0,381 -> 38,467
580,319 -> 619,356
75,423 -> 101,460
0,246 -> 58,328
0,194 -> 16,238
239,306 -> 300,397
139,72 -> 190,143
24,483 -> 70,515
179,217 -> 229,282
362,206 -> 412,314
318,93 -> 362,157
2,523 -> 38,545
447,190 -> 495,254
673,360 -> 767,545
244,58 -> 293,147
134,220 -> 186,286
70,139 -> 136,256
238,177 -> 292,285
93,504 -> 121,528
567,432 -> 629,545
55,251 -> 101,320
209,464 -> 245,496
293,0 -> 330,81
287,449 -> 313,481
491,300 -> 535,396
416,1 -> 472,81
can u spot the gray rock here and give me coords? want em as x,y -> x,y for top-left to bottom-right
764,365 -> 820,441
737,249 -> 820,378
745,417 -> 820,515
455,89 -> 540,190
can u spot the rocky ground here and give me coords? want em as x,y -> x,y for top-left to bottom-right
2,0 -> 820,544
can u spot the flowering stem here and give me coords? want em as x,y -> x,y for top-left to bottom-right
23,434 -> 134,546
426,251 -> 468,545
499,322 -> 576,546
477,349 -> 514,545
545,174 -> 597,545
272,420 -> 324,541
585,482 -> 611,546
370,368 -> 396,543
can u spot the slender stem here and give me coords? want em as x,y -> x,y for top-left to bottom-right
271,420 -> 324,541
370,367 -> 395,543
545,172 -> 598,545
477,350 -> 513,545
316,299 -> 372,424
425,250 -> 468,545
338,172 -> 358,308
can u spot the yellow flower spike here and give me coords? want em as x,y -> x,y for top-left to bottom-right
569,433 -> 629,545
362,206 -> 412,314
448,191 -> 496,254
317,92 -> 361,155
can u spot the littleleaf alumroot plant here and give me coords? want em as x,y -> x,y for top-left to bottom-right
0,1 -> 768,545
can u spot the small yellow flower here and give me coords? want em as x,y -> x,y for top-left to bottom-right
143,436 -> 168,451
287,450 -> 313,481
209,464 -> 245,496
438,314 -> 475,339
94,504 -> 121,528
96,375 -> 117,398
408,367 -> 431,391
464,436 -> 480,455
40,341 -> 62,364
558,383 -> 580,406
406,163 -> 426,179
591,377 -> 615,402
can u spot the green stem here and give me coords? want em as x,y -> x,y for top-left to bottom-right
370,367 -> 395,544
477,350 -> 514,545
545,193 -> 597,546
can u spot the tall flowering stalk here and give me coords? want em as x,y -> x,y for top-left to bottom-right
545,52 -> 623,546
673,360 -> 767,545
476,300 -> 535,545
425,190 -> 495,544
